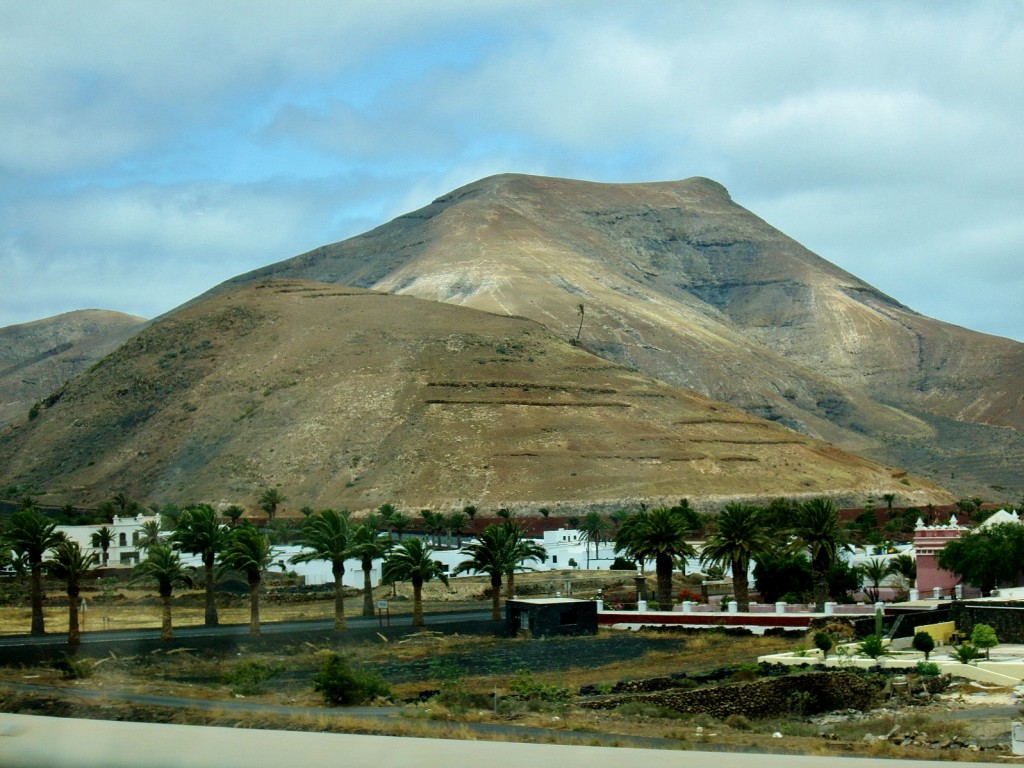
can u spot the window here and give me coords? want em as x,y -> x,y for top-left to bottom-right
119,533 -> 127,546
551,555 -> 557,564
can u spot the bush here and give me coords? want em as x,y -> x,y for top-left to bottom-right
915,661 -> 941,677
813,632 -> 834,658
725,713 -> 753,730
970,623 -> 998,658
953,643 -> 981,665
507,669 -> 572,712
221,660 -> 284,696
912,631 -> 935,660
610,557 -> 636,570
313,652 -> 391,705
52,655 -> 93,680
858,634 -> 887,659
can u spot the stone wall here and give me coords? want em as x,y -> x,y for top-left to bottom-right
580,670 -> 880,719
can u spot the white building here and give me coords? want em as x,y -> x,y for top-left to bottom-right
57,514 -> 159,567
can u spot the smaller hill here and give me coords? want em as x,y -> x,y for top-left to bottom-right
0,310 -> 147,427
0,281 -> 951,512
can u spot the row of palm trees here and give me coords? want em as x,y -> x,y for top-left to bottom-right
609,498 -> 848,613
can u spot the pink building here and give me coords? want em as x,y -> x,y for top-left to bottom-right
914,516 -> 967,597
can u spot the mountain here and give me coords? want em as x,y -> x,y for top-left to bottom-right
207,174 -> 1024,498
0,280 -> 948,511
0,310 -> 147,428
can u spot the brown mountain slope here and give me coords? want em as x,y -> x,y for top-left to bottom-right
0,281 -> 949,511
208,174 -> 1023,497
0,310 -> 147,428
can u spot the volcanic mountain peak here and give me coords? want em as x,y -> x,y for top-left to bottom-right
202,173 -> 1023,497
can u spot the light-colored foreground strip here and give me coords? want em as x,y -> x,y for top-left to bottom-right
0,713 -> 1000,768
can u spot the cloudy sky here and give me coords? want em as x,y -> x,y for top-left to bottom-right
2,1 -> 1021,341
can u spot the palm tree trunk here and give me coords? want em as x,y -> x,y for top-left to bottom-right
67,587 -> 80,647
412,578 -> 424,627
812,562 -> 828,612
490,573 -> 502,621
505,571 -> 515,600
160,593 -> 173,640
362,557 -> 374,618
332,561 -> 346,630
30,561 -> 45,635
732,556 -> 750,611
203,554 -> 218,626
655,553 -> 673,608
248,579 -> 261,636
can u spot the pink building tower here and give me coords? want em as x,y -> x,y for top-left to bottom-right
914,515 -> 967,597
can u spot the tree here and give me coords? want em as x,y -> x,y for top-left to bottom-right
220,524 -> 274,636
614,507 -> 696,608
382,538 -> 449,628
170,504 -> 229,626
290,509 -> 352,630
137,519 -> 162,550
445,511 -> 468,548
882,493 -> 897,515
700,503 -> 773,611
858,558 -> 893,604
90,526 -> 114,566
939,523 -> 1024,595
45,540 -> 98,647
350,523 -> 392,617
574,302 -> 585,345
971,623 -> 998,659
419,509 -> 445,546
258,487 -> 286,522
579,511 -> 611,567
497,521 -> 547,600
912,631 -> 936,660
133,544 -> 191,640
753,552 -> 812,603
222,505 -> 245,526
390,512 -> 411,541
463,505 -> 477,521
789,497 -> 846,612
454,525 -> 509,621
2,508 -> 64,635
814,631 -> 834,659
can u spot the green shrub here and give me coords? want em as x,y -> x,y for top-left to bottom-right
507,669 -> 572,711
954,643 -> 981,664
858,634 -> 887,659
912,631 -> 935,660
915,661 -> 941,677
725,713 -> 753,730
313,652 -> 391,705
221,660 -> 284,695
52,655 -> 93,679
970,623 -> 998,658
813,632 -> 834,658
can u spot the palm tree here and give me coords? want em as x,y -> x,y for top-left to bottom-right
789,497 -> 846,612
383,538 -> 449,628
290,509 -> 352,630
90,526 -> 115,566
137,519 -> 162,550
258,487 -> 285,522
615,507 -> 696,608
579,511 -> 611,568
3,508 -> 64,635
454,526 -> 508,621
45,540 -> 98,647
133,544 -> 191,640
700,503 -> 773,611
499,521 -> 547,599
419,509 -> 445,546
170,504 -> 229,626
463,505 -> 477,521
445,511 -> 468,547
390,512 -> 411,541
220,524 -> 274,636
882,493 -> 897,516
350,523 -> 392,617
222,505 -> 245,526
858,557 -> 893,604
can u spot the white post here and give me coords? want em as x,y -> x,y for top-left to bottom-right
727,600 -> 738,614
596,599 -> 604,611
954,584 -> 963,600
909,588 -> 919,601
824,602 -> 835,615
637,599 -> 648,613
683,601 -> 693,614
933,587 -> 942,600
1012,722 -> 1024,756
775,601 -> 786,614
